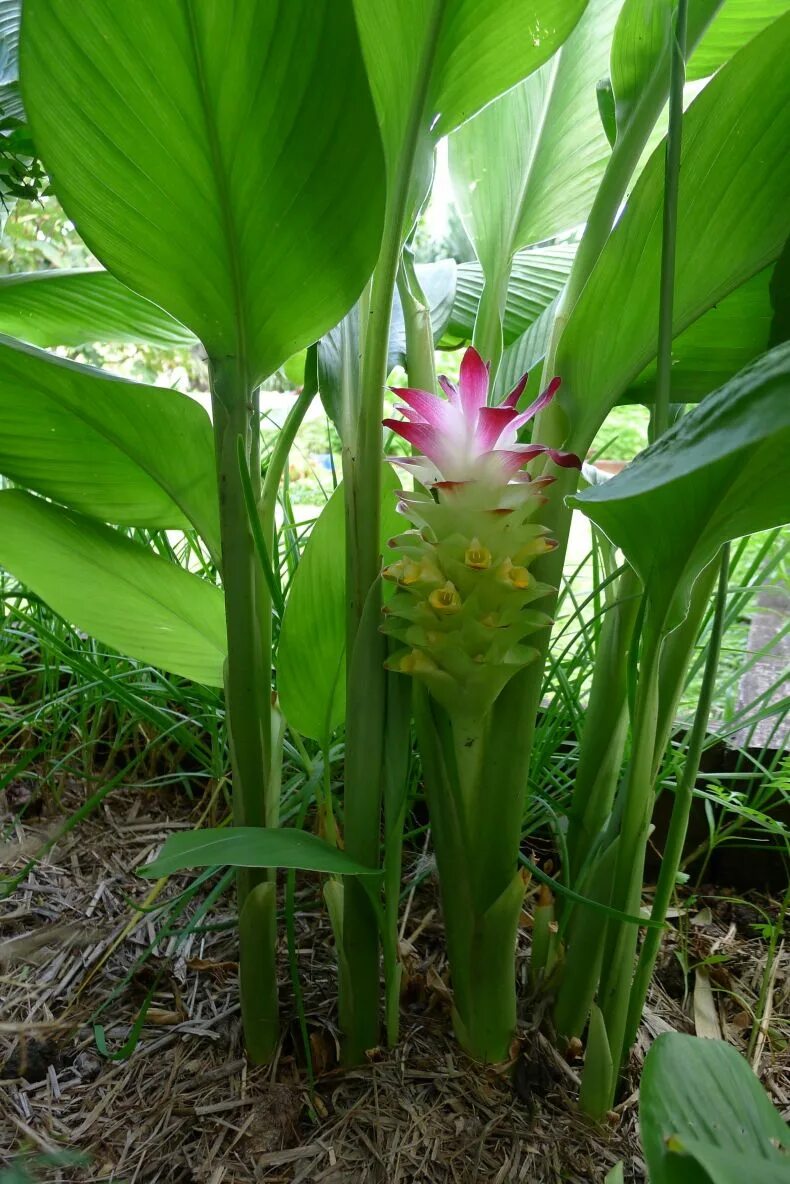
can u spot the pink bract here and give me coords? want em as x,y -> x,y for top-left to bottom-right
383,346 -> 581,487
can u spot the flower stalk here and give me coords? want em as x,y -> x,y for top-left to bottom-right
384,347 -> 580,1059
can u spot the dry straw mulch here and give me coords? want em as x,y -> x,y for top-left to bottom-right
1,783 -> 788,1183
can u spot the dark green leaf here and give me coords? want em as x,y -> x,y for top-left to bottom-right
278,469 -> 403,742
640,1033 -> 790,1184
354,0 -> 591,220
623,268 -> 775,405
141,827 -> 382,879
596,78 -> 617,147
22,0 -> 386,383
559,13 -> 790,451
569,346 -> 790,631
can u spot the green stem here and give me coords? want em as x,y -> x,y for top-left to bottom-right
211,358 -> 268,836
397,247 -> 438,394
651,0 -> 688,442
624,543 -> 729,1048
414,688 -> 525,1062
210,356 -> 276,1063
594,620 -> 663,1104
260,351 -> 317,552
472,274 -> 508,381
340,3 -> 447,1063
565,566 -> 642,880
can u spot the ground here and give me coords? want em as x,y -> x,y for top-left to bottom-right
1,783 -> 788,1183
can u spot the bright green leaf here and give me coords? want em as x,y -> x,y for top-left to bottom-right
448,246 -> 575,345
0,269 -> 196,350
640,1033 -> 790,1184
623,268 -> 776,404
569,346 -> 790,631
687,0 -> 790,81
0,335 -> 219,550
559,13 -> 790,451
353,0 -> 590,216
140,826 -> 382,880
0,490 -> 226,685
449,0 -> 621,269
610,0 -> 720,139
22,0 -> 385,383
278,468 -> 403,742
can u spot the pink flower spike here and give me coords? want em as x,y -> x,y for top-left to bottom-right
508,377 -> 562,434
383,418 -> 443,466
489,445 -> 551,479
502,372 -> 529,409
477,406 -> 519,450
391,386 -> 455,432
547,447 -> 583,470
458,347 -> 490,418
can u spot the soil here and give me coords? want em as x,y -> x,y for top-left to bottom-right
1,781 -> 788,1183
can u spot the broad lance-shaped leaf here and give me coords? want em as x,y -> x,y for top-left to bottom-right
569,345 -> 790,632
0,269 -> 196,350
141,827 -> 383,880
278,468 -> 403,743
22,0 -> 385,383
447,245 -> 575,346
0,335 -> 219,551
640,1033 -> 790,1184
449,0 -> 621,267
558,11 -> 790,452
609,0 -> 721,141
0,491 -> 226,685
623,268 -> 777,405
354,0 -> 590,221
687,0 -> 789,81
499,259 -> 781,411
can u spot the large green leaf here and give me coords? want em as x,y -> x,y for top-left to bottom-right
558,12 -> 790,451
687,0 -> 790,81
609,0 -> 720,140
448,0 -> 621,271
0,491 -> 226,685
448,246 -> 576,346
640,1034 -> 790,1184
569,346 -> 790,631
353,0 -> 590,217
0,269 -> 196,349
0,335 -> 219,549
623,268 -> 776,405
140,827 -> 382,880
21,0 -> 385,383
278,469 -> 403,742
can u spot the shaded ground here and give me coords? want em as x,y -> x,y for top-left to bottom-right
1,784 -> 788,1183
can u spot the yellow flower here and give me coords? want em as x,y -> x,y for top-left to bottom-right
464,537 -> 492,570
428,581 -> 462,615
